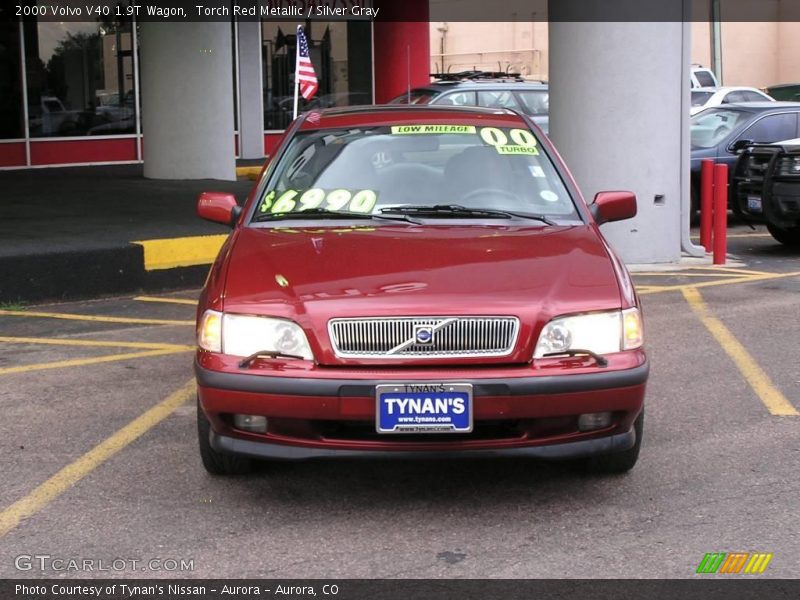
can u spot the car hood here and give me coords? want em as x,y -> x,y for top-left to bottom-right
223,223 -> 623,365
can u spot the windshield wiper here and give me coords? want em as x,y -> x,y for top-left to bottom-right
542,349 -> 609,368
255,208 -> 418,223
238,350 -> 307,369
380,204 -> 556,226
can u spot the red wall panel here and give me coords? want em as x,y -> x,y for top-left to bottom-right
30,138 -> 138,166
0,142 -> 27,167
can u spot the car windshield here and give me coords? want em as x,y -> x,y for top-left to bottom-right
690,108 -> 751,148
691,91 -> 714,107
252,123 -> 578,222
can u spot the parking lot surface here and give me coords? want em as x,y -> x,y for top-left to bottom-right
1,224 -> 798,578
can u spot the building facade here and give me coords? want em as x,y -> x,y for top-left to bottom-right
0,7 -> 430,170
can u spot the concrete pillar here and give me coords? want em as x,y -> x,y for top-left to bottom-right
549,12 -> 691,263
237,19 -> 264,159
140,22 -> 236,180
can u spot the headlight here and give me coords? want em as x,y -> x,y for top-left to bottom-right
533,308 -> 643,358
197,310 -> 314,360
777,155 -> 800,177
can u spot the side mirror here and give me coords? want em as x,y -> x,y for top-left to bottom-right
728,139 -> 754,153
197,192 -> 241,227
590,191 -> 637,225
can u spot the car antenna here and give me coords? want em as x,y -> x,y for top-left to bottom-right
406,45 -> 411,104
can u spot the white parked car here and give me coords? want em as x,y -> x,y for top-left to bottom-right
690,65 -> 719,89
691,87 -> 775,115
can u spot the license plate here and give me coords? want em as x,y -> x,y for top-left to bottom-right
375,383 -> 473,434
747,195 -> 763,213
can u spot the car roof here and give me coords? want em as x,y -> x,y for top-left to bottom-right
297,105 -> 530,131
727,101 -> 800,110
422,81 -> 548,92
698,101 -> 800,113
693,86 -> 767,93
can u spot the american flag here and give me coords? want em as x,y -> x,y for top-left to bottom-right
296,26 -> 318,100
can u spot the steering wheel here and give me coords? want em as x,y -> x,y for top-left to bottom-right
459,188 -> 521,209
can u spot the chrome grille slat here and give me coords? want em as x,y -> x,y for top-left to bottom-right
328,316 -> 519,359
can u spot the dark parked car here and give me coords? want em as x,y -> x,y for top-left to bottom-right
764,83 -> 800,102
732,138 -> 800,245
690,102 -> 800,210
194,105 -> 647,476
389,71 -> 550,133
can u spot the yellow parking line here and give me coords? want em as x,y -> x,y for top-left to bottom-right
688,266 -> 772,276
639,271 -> 800,295
0,309 -> 193,326
0,348 -> 192,376
0,379 -> 195,538
0,336 -> 193,352
634,272 -> 744,278
134,296 -> 198,306
691,233 -> 771,239
682,287 -> 798,417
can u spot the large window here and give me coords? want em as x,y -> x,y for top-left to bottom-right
261,21 -> 372,131
0,10 -> 24,139
24,20 -> 136,137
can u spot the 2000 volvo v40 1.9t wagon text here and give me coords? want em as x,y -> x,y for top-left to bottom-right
194,105 -> 648,476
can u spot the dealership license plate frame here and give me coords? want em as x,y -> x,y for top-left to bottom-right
375,383 -> 473,434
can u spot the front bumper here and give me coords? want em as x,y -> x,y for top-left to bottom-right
196,358 -> 648,459
210,425 -> 636,461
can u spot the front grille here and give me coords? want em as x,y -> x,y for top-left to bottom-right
328,316 -> 519,359
741,149 -> 776,182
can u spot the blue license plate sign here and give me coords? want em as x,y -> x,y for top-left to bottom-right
376,383 -> 473,434
747,195 -> 763,213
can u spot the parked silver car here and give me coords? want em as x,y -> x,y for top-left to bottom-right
389,71 -> 550,133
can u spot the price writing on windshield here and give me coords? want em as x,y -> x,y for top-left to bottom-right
259,189 -> 378,214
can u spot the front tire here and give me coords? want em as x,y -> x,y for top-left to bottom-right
197,398 -> 253,476
576,409 -> 644,475
766,222 -> 800,246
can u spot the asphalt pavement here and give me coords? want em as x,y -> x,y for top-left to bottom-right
0,224 -> 797,579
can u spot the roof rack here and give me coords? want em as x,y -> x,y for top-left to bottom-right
429,70 -> 527,83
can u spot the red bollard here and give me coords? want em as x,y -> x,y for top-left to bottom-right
713,164 -> 728,265
700,159 -> 714,252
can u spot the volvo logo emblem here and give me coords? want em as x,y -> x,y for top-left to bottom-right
414,325 -> 434,345
386,318 -> 457,355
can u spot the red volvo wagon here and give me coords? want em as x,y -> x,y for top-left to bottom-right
194,106 -> 647,475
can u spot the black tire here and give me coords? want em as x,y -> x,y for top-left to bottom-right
576,409 -> 644,475
766,223 -> 800,247
197,398 -> 253,476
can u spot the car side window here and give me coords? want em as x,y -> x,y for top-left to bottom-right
725,91 -> 746,104
515,91 -> 549,115
743,91 -> 767,102
694,71 -> 716,87
739,113 -> 798,144
477,90 -> 521,111
434,91 -> 476,106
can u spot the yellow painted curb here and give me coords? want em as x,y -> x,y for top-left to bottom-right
235,166 -> 262,180
132,234 -> 228,271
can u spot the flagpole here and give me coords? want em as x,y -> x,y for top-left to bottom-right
293,26 -> 301,120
